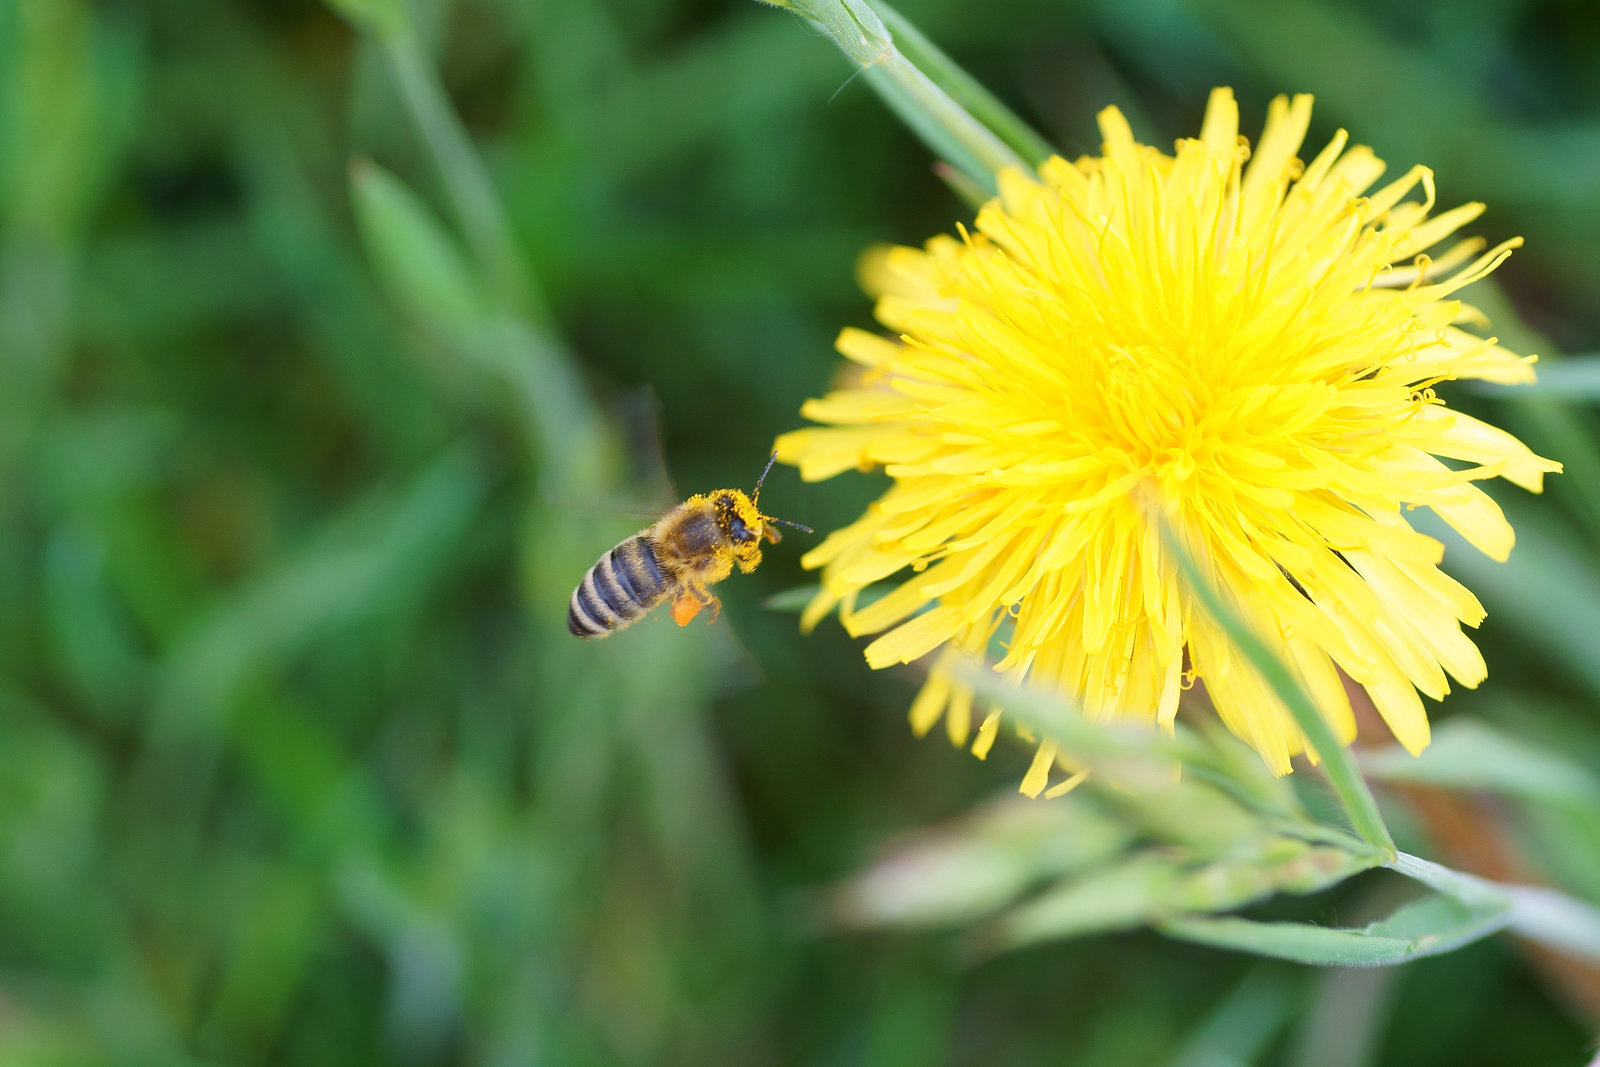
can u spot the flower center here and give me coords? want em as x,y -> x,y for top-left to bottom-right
1081,337 -> 1225,484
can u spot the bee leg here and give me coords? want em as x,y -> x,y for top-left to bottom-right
671,588 -> 720,626
670,594 -> 700,626
763,526 -> 782,544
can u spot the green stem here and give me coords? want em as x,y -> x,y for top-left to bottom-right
352,19 -> 606,493
1499,884 -> 1600,961
1389,851 -> 1600,962
1385,852 -> 1504,908
870,1 -> 1056,169
1156,517 -> 1396,855
763,0 -> 1029,191
383,30 -> 545,323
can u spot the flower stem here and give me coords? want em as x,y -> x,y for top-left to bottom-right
870,2 -> 1055,169
756,0 -> 1030,191
1389,851 -> 1600,962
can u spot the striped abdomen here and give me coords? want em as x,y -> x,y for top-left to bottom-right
568,535 -> 670,637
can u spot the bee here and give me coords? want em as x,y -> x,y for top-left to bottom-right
568,452 -> 812,638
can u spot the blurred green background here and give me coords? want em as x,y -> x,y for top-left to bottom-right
2,0 -> 1599,1063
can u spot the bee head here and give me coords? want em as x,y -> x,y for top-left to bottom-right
706,454 -> 814,552
713,490 -> 765,545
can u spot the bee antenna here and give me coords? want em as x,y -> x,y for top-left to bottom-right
767,516 -> 814,534
751,449 -> 779,506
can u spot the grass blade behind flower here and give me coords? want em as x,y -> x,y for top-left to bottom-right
1152,511 -> 1397,855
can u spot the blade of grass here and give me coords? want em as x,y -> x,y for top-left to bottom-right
957,663 -> 1202,773
1499,885 -> 1600,962
1408,497 -> 1600,704
1469,355 -> 1600,400
995,836 -> 1383,954
1153,512 -> 1395,854
1167,965 -> 1304,1067
350,160 -> 611,496
960,665 -> 1360,833
756,0 -> 1029,191
1457,281 -> 1600,544
857,61 -> 1003,195
1358,717 -> 1600,811
155,444 -> 490,730
869,1 -> 1055,168
381,30 -> 540,320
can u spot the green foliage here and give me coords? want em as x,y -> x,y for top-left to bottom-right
1361,718 -> 1600,810
1159,893 -> 1509,968
821,710 -> 1598,970
1475,356 -> 1600,400
2,0 -> 1600,1063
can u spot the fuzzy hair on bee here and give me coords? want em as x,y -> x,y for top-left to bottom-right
568,452 -> 811,638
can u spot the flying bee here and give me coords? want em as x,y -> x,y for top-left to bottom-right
568,452 -> 812,638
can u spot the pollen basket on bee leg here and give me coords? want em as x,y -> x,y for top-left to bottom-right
673,593 -> 710,626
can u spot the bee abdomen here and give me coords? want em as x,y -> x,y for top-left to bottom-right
568,535 -> 668,638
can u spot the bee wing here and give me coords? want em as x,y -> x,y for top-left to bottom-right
613,386 -> 680,510
565,388 -> 678,520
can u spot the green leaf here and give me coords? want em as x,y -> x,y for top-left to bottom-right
761,585 -> 821,612
996,847 -> 1535,966
1409,497 -> 1600,703
1167,965 -> 1305,1067
157,444 -> 489,728
379,32 -> 539,318
1359,717 -> 1600,810
1166,838 -> 1381,913
957,664 -> 1201,777
1158,892 -> 1509,967
1186,723 -> 1310,821
995,855 -> 1182,947
323,0 -> 407,38
349,159 -> 489,333
1500,884 -> 1600,962
828,797 -> 1132,929
1108,778 -> 1271,850
1469,355 -> 1600,399
1390,851 -> 1600,963
994,834 -> 1380,951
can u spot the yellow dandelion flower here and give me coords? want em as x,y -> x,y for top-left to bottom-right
776,88 -> 1561,796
